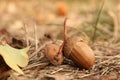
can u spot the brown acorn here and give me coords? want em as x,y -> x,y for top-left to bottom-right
63,36 -> 95,69
62,18 -> 95,69
45,43 -> 64,66
56,1 -> 68,16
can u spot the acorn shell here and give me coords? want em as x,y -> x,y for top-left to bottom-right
63,36 -> 95,69
45,44 -> 64,66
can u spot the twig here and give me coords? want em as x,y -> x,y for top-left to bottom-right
50,68 -> 63,74
34,24 -> 38,50
24,24 -> 29,46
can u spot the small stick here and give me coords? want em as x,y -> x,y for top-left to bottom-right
34,24 -> 38,50
50,68 -> 63,74
24,24 -> 29,47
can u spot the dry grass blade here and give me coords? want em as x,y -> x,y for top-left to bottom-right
24,24 -> 29,47
23,62 -> 49,70
34,24 -> 38,50
92,0 -> 105,43
78,70 -> 103,79
30,41 -> 52,59
108,11 -> 119,41
96,54 -> 120,66
50,68 -> 63,74
95,55 -> 120,58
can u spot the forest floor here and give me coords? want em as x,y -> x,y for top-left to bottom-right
0,0 -> 120,80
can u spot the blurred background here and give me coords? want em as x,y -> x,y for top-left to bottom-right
0,0 -> 120,42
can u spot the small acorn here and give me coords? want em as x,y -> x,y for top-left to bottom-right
63,18 -> 95,69
45,43 -> 64,66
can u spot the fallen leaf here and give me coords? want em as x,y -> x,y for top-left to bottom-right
0,44 -> 29,74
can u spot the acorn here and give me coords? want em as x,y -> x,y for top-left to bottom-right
45,43 -> 64,66
56,1 -> 68,16
63,18 -> 95,69
63,36 -> 95,69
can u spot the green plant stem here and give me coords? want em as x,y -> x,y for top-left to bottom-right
92,0 -> 105,43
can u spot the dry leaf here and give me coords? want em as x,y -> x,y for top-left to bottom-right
0,44 -> 29,74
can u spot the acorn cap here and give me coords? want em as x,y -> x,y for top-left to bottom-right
63,36 -> 83,58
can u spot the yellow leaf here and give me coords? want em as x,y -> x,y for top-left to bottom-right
0,44 -> 29,74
